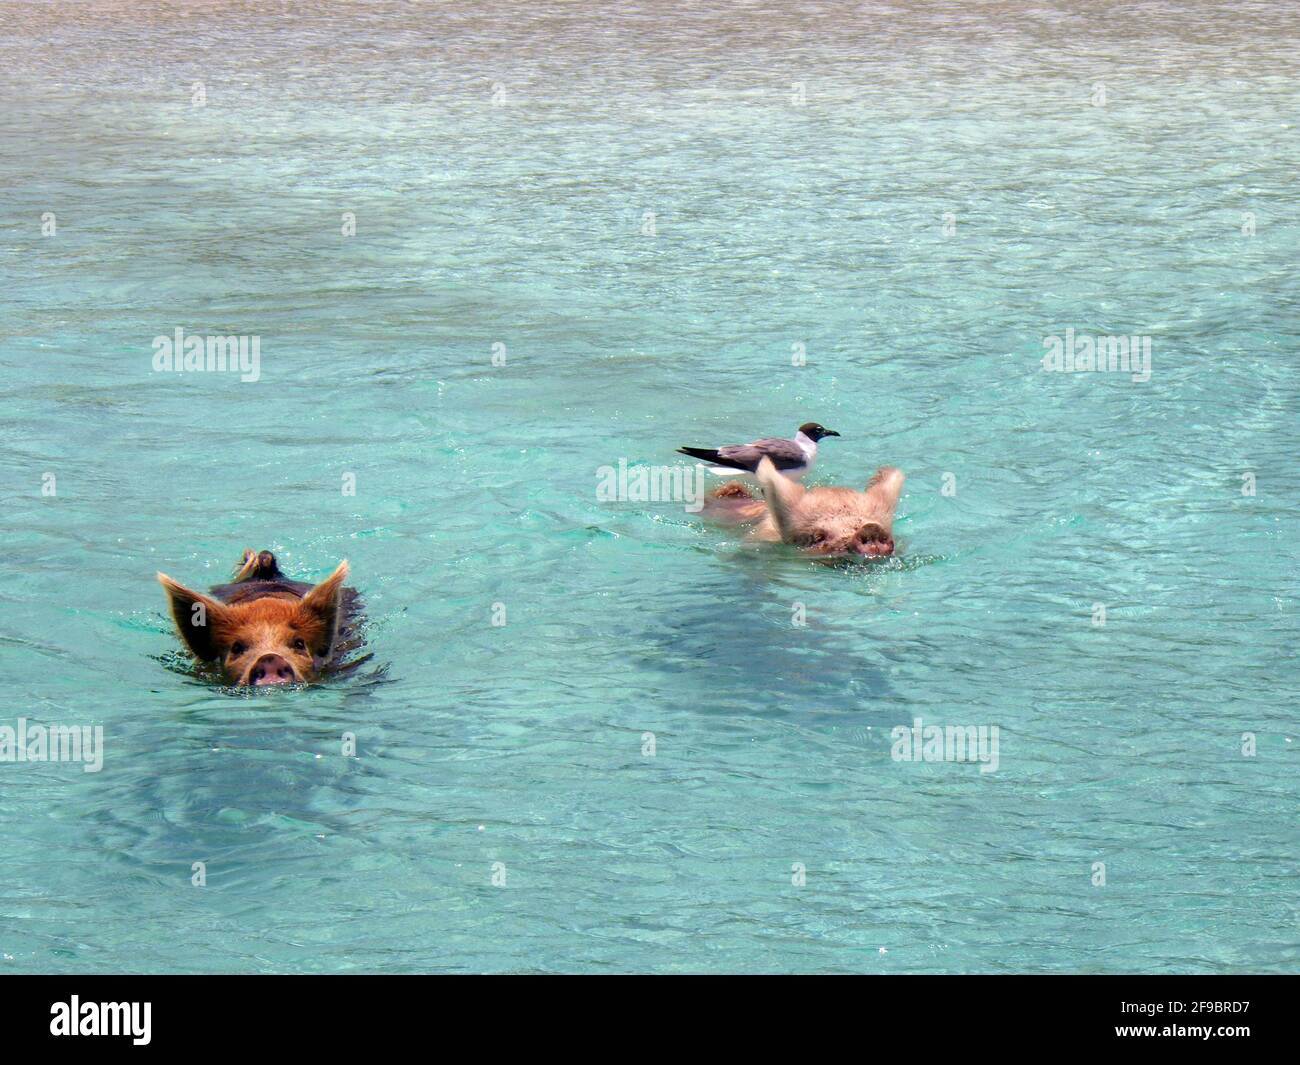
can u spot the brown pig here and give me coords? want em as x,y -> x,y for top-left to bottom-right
158,550 -> 363,686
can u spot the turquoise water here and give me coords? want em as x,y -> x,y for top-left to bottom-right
2,0 -> 1297,973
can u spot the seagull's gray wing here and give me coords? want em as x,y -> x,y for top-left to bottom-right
716,437 -> 807,471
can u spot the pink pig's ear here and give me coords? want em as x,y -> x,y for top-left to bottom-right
863,467 -> 905,517
297,561 -> 349,659
756,457 -> 805,541
157,573 -> 230,661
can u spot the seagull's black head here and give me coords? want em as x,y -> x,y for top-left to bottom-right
798,422 -> 840,441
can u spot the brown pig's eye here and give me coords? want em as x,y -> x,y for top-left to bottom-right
291,638 -> 307,653
229,642 -> 246,657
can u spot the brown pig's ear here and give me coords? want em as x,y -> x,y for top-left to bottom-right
157,573 -> 230,661
298,561 -> 349,659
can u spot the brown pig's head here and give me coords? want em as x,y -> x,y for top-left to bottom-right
158,561 -> 349,686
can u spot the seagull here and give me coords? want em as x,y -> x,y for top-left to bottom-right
677,422 -> 840,479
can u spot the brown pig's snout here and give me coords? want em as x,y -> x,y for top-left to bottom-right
249,654 -> 298,686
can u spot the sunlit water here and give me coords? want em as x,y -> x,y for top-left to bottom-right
1,0 -> 1297,973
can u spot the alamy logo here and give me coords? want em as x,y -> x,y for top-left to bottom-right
596,459 -> 708,513
152,327 -> 261,382
891,717 -> 999,773
0,718 -> 103,773
1041,328 -> 1152,382
50,996 -> 151,1045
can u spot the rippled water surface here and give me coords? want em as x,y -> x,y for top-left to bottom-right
1,0 -> 1297,973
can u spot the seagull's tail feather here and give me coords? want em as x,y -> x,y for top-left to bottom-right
678,446 -> 749,472
678,446 -> 721,463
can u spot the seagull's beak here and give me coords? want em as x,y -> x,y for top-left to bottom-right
824,429 -> 841,437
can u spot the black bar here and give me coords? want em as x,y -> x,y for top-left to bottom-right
3,975 -> 1289,1052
